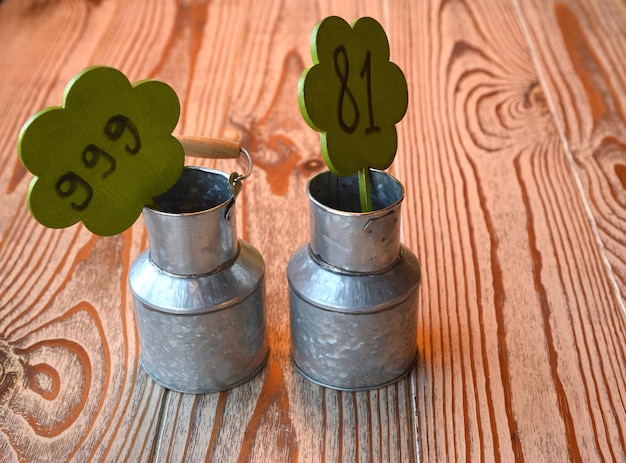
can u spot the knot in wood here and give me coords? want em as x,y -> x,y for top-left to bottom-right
524,82 -> 548,112
0,341 -> 23,406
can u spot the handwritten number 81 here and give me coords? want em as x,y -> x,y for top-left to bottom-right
334,46 -> 381,136
54,114 -> 141,210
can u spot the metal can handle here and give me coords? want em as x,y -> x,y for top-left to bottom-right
177,135 -> 253,200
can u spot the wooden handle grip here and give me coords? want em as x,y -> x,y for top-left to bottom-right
177,135 -> 241,159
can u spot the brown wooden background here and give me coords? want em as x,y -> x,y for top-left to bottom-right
1,0 -> 625,461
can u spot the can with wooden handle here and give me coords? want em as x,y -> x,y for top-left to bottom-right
129,141 -> 267,393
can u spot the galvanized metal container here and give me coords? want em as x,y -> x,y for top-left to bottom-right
129,166 -> 268,393
288,170 -> 421,391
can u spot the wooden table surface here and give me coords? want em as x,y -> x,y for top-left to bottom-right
1,0 -> 625,461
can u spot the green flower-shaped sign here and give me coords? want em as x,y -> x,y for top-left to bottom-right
298,16 -> 408,211
18,66 -> 184,236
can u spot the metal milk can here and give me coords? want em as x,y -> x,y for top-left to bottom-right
287,170 -> 421,391
129,164 -> 268,394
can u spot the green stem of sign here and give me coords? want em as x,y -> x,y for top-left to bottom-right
358,167 -> 372,213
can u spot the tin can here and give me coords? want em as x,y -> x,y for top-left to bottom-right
287,170 -> 421,391
129,166 -> 268,393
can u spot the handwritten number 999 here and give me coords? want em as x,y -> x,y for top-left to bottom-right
55,172 -> 93,211
104,115 -> 141,154
81,144 -> 116,178
54,114 -> 141,210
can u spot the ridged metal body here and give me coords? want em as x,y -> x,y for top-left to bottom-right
288,170 -> 421,391
129,167 -> 267,393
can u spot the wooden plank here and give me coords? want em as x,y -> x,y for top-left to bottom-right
388,0 -> 626,461
513,3 -> 626,460
227,0 -> 418,460
514,0 -> 626,297
0,1 -> 178,461
154,0 -> 419,461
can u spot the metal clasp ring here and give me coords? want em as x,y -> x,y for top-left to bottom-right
228,147 -> 252,200
225,147 -> 253,221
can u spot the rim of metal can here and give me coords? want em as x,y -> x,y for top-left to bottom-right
141,166 -> 239,275
306,170 -> 405,272
145,166 -> 233,217
306,169 -> 405,216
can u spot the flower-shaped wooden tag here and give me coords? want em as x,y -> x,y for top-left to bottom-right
18,66 -> 184,236
298,16 -> 408,211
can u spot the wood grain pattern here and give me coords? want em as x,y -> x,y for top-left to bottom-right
515,0 -> 626,297
0,2 -> 158,461
390,0 -> 626,461
0,0 -> 625,461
